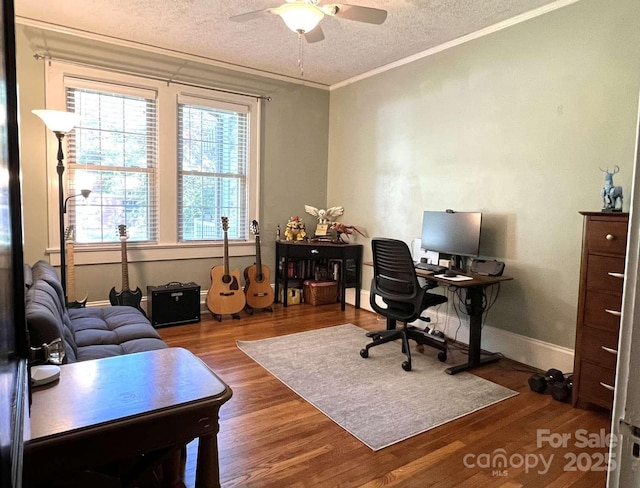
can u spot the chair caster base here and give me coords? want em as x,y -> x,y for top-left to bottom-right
402,361 -> 412,371
438,351 -> 447,362
360,349 -> 369,358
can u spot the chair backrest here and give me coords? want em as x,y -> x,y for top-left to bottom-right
370,238 -> 422,322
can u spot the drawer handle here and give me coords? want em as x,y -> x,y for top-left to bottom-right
606,234 -> 615,241
601,346 -> 618,355
608,272 -> 624,279
600,382 -> 615,392
605,309 -> 622,317
311,249 -> 319,254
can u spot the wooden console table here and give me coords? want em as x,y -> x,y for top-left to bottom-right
23,348 -> 232,487
275,240 -> 362,311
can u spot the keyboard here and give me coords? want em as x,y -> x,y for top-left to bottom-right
415,262 -> 447,273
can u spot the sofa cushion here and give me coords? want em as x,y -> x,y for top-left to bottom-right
25,279 -> 78,363
69,306 -> 167,362
31,260 -> 67,307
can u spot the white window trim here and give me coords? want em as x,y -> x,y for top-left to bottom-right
43,61 -> 260,265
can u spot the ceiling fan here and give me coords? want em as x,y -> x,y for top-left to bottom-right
230,0 -> 388,43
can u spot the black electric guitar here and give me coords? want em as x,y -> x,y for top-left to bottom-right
206,217 -> 245,320
243,220 -> 274,311
65,225 -> 87,309
109,224 -> 145,315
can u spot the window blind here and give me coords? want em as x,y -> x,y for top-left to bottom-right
177,97 -> 249,241
65,84 -> 158,244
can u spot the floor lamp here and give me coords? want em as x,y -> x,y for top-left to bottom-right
32,109 -> 78,302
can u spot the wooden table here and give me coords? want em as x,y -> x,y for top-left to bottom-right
24,348 -> 232,487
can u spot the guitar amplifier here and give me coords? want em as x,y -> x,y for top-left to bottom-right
147,282 -> 201,328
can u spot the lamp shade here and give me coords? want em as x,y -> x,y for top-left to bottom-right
276,3 -> 324,33
32,109 -> 78,133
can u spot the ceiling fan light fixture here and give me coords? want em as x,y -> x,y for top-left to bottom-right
277,3 -> 324,34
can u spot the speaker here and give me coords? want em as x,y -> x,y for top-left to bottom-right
147,282 -> 201,328
471,259 -> 505,276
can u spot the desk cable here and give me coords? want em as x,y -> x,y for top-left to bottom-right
481,283 -> 501,328
441,283 -> 502,358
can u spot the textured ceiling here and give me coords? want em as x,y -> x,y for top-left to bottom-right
14,0 -> 567,87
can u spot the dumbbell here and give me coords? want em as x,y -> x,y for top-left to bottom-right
550,375 -> 573,403
528,368 -> 565,394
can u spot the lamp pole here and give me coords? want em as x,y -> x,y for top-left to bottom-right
32,109 -> 78,304
54,131 -> 67,302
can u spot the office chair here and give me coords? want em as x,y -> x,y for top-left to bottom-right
360,238 -> 448,371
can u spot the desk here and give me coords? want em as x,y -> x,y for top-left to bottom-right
24,348 -> 232,487
416,269 -> 512,375
275,240 -> 362,311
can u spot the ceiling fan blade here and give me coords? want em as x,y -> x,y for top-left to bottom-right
322,3 -> 387,24
229,8 -> 272,23
304,26 -> 325,43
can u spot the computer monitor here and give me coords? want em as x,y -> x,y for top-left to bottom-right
420,210 -> 482,258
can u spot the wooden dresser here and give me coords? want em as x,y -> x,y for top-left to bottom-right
573,211 -> 628,410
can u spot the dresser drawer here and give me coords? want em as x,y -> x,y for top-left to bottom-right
587,219 -> 628,254
577,360 -> 615,409
586,255 -> 625,292
282,244 -> 344,259
584,290 -> 622,331
580,326 -> 618,369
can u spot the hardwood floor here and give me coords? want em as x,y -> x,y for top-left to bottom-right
158,303 -> 611,488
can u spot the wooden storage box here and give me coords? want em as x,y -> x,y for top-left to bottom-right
303,280 -> 338,305
279,287 -> 302,305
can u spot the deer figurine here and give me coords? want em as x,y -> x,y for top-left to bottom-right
600,165 -> 623,211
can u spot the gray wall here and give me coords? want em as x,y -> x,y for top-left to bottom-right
15,24 -> 330,302
16,0 -> 640,350
327,0 -> 640,348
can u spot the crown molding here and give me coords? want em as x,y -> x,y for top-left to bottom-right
330,0 -> 582,91
16,16 -> 330,91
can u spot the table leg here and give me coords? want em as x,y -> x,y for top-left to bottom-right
195,434 -> 220,488
355,258 -> 362,309
445,285 -> 500,375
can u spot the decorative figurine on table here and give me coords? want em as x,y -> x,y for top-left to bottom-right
284,216 -> 307,241
330,222 -> 367,243
600,166 -> 623,212
305,205 -> 344,238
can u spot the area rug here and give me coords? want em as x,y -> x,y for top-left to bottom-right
237,323 -> 517,451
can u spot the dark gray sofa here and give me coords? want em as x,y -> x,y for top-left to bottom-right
25,260 -> 167,362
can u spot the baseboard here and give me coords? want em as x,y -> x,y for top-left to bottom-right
92,287 -> 574,372
345,288 -> 574,372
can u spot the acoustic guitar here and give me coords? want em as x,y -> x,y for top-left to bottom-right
65,225 -> 87,309
109,224 -> 145,315
244,220 -> 274,312
207,217 -> 245,320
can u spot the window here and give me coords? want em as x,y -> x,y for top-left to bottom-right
178,97 -> 249,241
66,83 -> 158,243
43,61 -> 260,265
